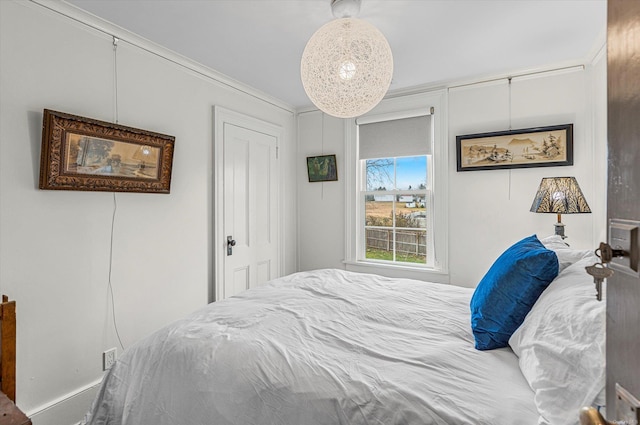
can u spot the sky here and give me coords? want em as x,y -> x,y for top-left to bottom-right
366,156 -> 427,191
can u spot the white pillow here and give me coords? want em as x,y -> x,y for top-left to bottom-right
509,253 -> 605,425
539,234 -> 570,250
540,235 -> 595,273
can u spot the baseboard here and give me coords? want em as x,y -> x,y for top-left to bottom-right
26,379 -> 101,425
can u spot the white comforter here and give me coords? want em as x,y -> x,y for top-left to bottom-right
83,269 -> 538,425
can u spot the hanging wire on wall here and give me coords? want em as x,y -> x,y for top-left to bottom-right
320,111 -> 325,201
321,111 -> 325,155
109,35 -> 125,351
113,37 -> 120,124
321,111 -> 325,199
508,76 -> 513,200
508,77 -> 513,131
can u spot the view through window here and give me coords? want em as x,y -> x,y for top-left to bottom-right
364,155 -> 429,264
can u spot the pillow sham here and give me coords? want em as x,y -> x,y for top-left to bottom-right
539,234 -> 570,250
540,234 -> 594,273
509,253 -> 605,425
470,235 -> 559,350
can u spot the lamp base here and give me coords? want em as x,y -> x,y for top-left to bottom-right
554,222 -> 567,239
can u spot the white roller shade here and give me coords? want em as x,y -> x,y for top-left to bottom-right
358,115 -> 432,160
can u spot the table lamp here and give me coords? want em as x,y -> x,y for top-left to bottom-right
530,177 -> 591,239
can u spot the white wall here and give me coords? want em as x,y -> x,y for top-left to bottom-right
0,1 -> 296,423
590,45 -> 608,250
297,111 -> 346,271
448,66 -> 602,286
298,62 -> 607,287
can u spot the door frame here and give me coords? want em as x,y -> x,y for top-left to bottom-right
213,106 -> 284,302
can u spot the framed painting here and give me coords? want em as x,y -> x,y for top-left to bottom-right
306,154 -> 338,182
39,109 -> 175,193
456,124 -> 573,172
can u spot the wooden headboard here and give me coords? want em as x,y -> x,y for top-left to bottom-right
0,295 -> 16,402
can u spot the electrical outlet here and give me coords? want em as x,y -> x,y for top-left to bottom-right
103,347 -> 117,371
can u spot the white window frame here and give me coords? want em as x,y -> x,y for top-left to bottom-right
343,90 -> 449,283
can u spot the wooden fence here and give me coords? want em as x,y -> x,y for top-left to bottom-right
365,228 -> 427,256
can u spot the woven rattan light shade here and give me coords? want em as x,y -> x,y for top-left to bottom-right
300,17 -> 393,119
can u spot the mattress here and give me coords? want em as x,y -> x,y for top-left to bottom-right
82,269 -> 538,425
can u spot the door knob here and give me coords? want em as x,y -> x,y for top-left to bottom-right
579,406 -> 613,425
227,236 -> 236,256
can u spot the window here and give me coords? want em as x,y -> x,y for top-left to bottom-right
360,115 -> 433,266
344,91 -> 448,280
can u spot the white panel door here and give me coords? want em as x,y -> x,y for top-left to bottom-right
222,122 -> 278,299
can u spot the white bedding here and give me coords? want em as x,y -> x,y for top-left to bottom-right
83,269 -> 538,425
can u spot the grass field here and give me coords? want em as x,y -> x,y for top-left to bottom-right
365,247 -> 426,264
365,201 -> 424,218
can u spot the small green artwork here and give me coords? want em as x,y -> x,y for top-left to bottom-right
306,154 -> 338,182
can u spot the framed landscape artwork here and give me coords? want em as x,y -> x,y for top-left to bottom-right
39,109 -> 175,193
307,154 -> 338,182
456,124 -> 573,172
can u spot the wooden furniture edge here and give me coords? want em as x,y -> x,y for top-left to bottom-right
0,295 -> 16,403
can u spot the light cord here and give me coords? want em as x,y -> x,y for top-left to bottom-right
108,192 -> 125,351
109,36 -> 124,351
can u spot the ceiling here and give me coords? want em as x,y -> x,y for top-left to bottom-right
65,0 -> 607,110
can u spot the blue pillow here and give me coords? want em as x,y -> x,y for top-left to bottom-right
470,235 -> 559,350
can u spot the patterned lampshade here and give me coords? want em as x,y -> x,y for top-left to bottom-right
530,177 -> 591,239
530,177 -> 591,214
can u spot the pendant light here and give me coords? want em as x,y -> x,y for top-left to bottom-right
301,0 -> 394,118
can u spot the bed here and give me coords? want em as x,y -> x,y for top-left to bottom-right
82,235 -> 606,425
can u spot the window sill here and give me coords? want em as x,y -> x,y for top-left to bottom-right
343,260 -> 449,284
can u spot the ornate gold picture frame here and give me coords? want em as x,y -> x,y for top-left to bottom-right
39,109 -> 175,193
